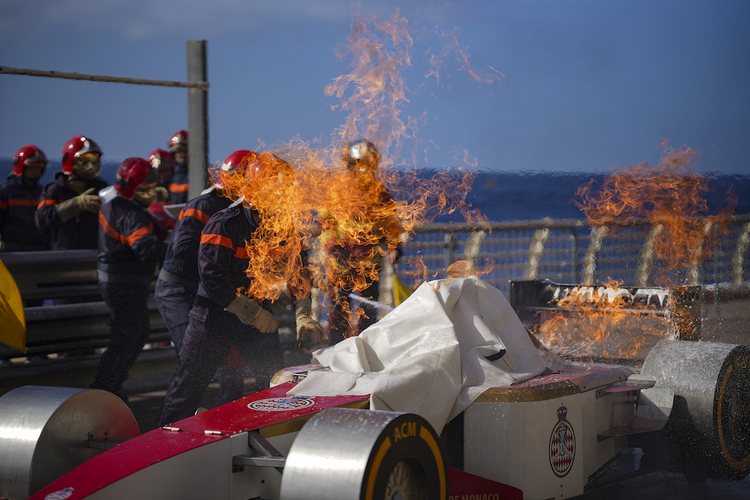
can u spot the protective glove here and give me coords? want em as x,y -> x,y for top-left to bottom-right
55,188 -> 101,222
225,295 -> 279,333
154,186 -> 170,203
294,298 -> 324,342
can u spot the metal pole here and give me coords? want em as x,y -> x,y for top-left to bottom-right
0,65 -> 209,90
186,40 -> 209,201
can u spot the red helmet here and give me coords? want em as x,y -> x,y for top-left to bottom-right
61,135 -> 103,175
148,149 -> 175,169
12,144 -> 48,176
168,130 -> 188,152
221,150 -> 257,172
245,152 -> 294,192
115,157 -> 160,200
215,150 -> 258,188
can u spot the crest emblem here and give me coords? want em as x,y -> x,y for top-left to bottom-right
45,488 -> 74,500
247,396 -> 315,411
549,404 -> 576,478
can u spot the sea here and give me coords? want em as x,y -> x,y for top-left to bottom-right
1,159 -> 749,223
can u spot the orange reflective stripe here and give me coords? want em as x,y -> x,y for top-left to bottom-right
99,212 -> 153,247
179,208 -> 210,224
37,199 -> 58,209
234,246 -> 249,259
0,201 -> 7,210
200,233 -> 250,259
126,225 -> 154,246
99,212 -> 127,245
169,183 -> 189,193
7,199 -> 39,207
201,232 -> 233,249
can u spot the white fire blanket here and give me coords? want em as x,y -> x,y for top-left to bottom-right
287,276 -> 548,434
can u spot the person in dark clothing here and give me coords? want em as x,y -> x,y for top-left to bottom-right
0,144 -> 49,252
35,135 -> 108,251
155,149 -> 257,404
158,152 -> 323,426
148,149 -> 175,205
167,130 -> 189,204
319,139 -> 403,344
92,158 -> 168,401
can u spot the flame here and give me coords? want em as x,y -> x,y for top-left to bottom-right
574,140 -> 737,282
534,281 -> 677,362
220,152 -> 315,302
217,8 -> 495,338
446,260 -> 493,279
534,141 -> 737,362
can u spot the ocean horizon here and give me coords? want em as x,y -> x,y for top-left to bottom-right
1,159 -> 748,223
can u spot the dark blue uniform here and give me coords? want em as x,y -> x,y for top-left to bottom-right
168,164 -> 189,204
158,204 -> 285,425
92,196 -> 167,398
35,172 -> 108,250
0,174 -> 48,251
155,188 -> 231,352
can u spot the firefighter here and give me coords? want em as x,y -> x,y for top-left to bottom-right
158,152 -> 323,426
154,150 -> 257,404
167,130 -> 189,204
0,144 -> 50,252
91,157 -> 168,400
35,135 -> 108,251
147,149 -> 176,204
320,139 -> 403,344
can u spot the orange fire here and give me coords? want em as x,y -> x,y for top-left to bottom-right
575,140 -> 737,283
535,281 -> 677,361
532,141 -> 735,362
215,8 -> 492,333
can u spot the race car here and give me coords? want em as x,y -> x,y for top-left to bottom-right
1,277 -> 748,500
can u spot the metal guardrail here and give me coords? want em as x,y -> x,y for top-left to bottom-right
2,216 -> 749,362
379,215 -> 750,303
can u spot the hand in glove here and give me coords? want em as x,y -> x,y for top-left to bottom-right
154,186 -> 170,203
294,298 -> 324,342
225,295 -> 279,333
55,188 -> 101,222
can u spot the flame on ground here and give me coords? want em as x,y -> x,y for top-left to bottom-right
534,281 -> 677,362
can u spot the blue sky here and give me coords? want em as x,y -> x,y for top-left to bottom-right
1,0 -> 749,176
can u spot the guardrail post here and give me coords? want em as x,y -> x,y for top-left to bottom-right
637,223 -> 662,286
464,230 -> 486,272
187,40 -> 209,201
443,233 -> 457,272
688,220 -> 712,287
582,225 -> 607,285
733,221 -> 750,286
525,228 -> 549,280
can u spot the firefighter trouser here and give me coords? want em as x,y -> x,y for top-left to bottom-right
92,281 -> 151,397
154,278 -> 195,354
158,303 -> 284,426
155,278 -> 247,405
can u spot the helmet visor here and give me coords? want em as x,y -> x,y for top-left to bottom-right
73,152 -> 102,179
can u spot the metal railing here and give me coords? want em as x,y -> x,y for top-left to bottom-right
3,215 -> 749,362
379,215 -> 750,305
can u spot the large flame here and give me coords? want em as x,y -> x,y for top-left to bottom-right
536,281 -> 677,361
217,8 -> 493,327
533,141 -> 736,363
574,140 -> 736,282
